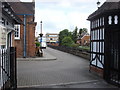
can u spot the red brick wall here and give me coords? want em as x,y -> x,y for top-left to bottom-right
77,36 -> 90,46
90,66 -> 104,77
47,43 -> 59,46
13,15 -> 37,58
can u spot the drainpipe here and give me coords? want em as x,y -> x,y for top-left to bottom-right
23,15 -> 26,58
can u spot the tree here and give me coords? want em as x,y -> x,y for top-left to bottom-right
72,26 -> 78,43
61,37 -> 74,47
78,28 -> 88,38
59,29 -> 72,45
78,28 -> 83,38
82,28 -> 88,33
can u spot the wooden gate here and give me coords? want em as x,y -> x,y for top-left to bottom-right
104,28 -> 120,87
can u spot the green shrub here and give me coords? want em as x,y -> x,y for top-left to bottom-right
61,37 -> 74,47
35,42 -> 40,47
78,46 -> 90,51
70,44 -> 79,48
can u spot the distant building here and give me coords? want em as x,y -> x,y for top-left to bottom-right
46,33 -> 59,46
9,1 -> 37,58
77,33 -> 90,46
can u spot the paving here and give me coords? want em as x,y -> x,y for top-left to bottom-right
17,47 -> 118,89
17,50 -> 57,61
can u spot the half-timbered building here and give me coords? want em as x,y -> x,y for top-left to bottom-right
88,0 -> 120,86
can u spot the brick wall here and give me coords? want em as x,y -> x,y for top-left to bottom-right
90,66 -> 104,77
13,15 -> 37,58
77,35 -> 90,46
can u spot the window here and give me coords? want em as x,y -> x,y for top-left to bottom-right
100,18 -> 102,26
2,18 -> 5,25
1,45 -> 6,49
50,38 -> 53,40
114,15 -> 118,24
108,16 -> 112,24
14,25 -> 20,39
103,17 -> 104,25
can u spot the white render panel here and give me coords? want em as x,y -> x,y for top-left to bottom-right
103,42 -> 104,53
93,42 -> 96,52
97,30 -> 99,40
100,42 -> 102,53
91,59 -> 97,66
97,42 -> 99,52
94,31 -> 97,40
102,55 -> 104,64
93,54 -> 96,59
103,28 -> 104,39
97,60 -> 103,68
103,17 -> 104,25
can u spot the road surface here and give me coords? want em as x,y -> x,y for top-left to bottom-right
17,47 -> 116,88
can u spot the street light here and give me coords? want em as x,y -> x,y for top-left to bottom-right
97,0 -> 101,8
39,21 -> 43,57
39,21 -> 43,44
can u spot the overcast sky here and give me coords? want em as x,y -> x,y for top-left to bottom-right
21,0 -> 106,36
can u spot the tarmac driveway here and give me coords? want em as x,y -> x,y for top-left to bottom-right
17,47 -> 117,88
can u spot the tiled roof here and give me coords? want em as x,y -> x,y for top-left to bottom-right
8,2 -> 35,15
2,2 -> 22,24
5,0 -> 21,2
77,33 -> 89,40
88,2 -> 120,20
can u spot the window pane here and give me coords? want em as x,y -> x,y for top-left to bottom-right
14,25 -> 20,39
103,28 -> 104,39
108,16 -> 112,24
93,42 -> 96,52
114,15 -> 118,24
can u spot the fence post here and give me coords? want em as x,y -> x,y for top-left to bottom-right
10,47 -> 17,90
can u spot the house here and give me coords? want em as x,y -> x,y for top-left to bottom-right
77,33 -> 90,46
0,1 -> 21,89
9,0 -> 37,58
0,1 -> 21,49
88,0 -> 120,86
46,33 -> 59,46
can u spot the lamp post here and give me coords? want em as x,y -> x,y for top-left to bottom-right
97,0 -> 101,8
39,21 -> 43,44
39,21 -> 43,57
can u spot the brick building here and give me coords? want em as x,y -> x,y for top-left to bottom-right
77,33 -> 90,46
46,33 -> 59,46
10,1 -> 37,58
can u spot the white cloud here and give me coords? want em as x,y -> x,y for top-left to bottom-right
35,0 -> 105,3
20,0 -> 106,36
35,3 -> 92,35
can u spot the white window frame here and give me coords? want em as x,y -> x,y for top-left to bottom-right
14,24 -> 20,40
